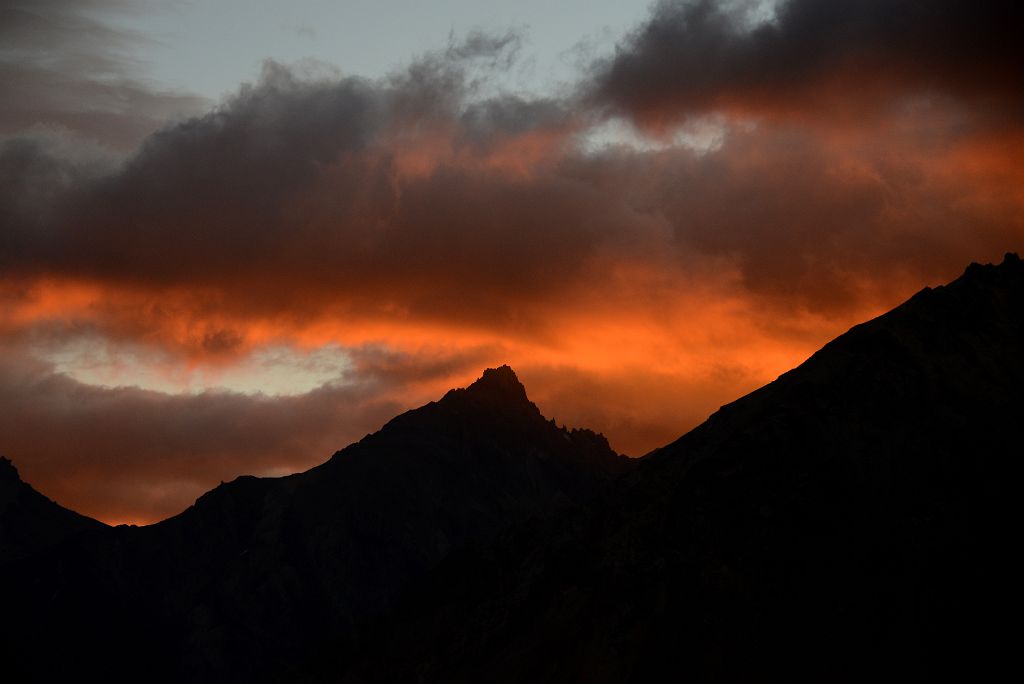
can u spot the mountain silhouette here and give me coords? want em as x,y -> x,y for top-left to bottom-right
3,255 -> 1022,683
0,366 -> 629,683
307,254 -> 1024,683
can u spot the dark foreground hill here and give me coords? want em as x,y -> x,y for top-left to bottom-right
0,366 -> 629,683
306,254 -> 1024,683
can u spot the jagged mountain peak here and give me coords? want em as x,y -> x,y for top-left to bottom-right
469,365 -> 525,396
970,250 -> 1021,273
431,365 -> 541,422
0,363 -> 632,684
448,365 -> 529,404
953,250 -> 1022,287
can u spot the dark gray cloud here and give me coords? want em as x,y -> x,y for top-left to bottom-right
6,6 -> 1016,339
3,2 -> 1020,320
593,0 -> 1024,123
0,48 -> 612,337
2,54 -> 1020,340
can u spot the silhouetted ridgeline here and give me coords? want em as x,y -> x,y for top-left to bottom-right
2,254 -> 1022,683
0,366 -> 629,683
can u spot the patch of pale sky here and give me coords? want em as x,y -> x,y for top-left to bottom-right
44,338 -> 353,396
577,115 -> 731,155
105,0 -> 657,100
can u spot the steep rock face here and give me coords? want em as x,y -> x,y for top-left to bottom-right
0,367 -> 630,683
325,254 -> 1024,683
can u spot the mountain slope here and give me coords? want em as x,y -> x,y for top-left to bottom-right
323,254 -> 1024,683
0,366 -> 630,683
0,455 -> 106,564
0,458 -> 109,684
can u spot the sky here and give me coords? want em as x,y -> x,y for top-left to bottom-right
2,0 -> 1022,524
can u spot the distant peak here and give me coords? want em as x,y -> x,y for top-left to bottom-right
1003,252 -> 1021,266
458,365 -> 533,407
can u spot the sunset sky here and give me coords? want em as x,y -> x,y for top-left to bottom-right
2,0 -> 1022,524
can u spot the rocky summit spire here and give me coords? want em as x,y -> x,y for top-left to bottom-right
464,365 -> 530,404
